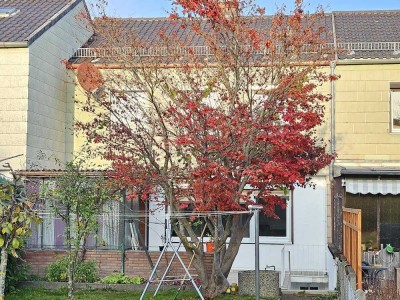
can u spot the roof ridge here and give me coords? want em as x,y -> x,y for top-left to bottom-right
333,9 -> 400,14
25,0 -> 83,45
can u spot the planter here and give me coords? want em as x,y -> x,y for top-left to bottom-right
159,246 -> 164,251
238,270 -> 279,298
205,242 -> 215,253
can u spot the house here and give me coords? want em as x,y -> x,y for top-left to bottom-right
66,11 -> 335,291
329,10 -> 400,261
4,2 -> 400,292
0,0 -> 92,170
65,9 -> 400,291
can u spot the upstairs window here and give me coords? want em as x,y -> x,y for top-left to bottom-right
390,83 -> 400,133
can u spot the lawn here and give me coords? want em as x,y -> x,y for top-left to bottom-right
7,288 -> 258,300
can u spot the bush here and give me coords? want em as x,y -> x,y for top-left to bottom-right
3,254 -> 29,294
46,258 -> 99,283
101,273 -> 144,284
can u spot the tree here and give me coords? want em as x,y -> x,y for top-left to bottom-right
40,162 -> 116,300
77,0 -> 336,297
0,162 -> 41,300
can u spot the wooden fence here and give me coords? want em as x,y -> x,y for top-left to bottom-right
343,207 -> 362,290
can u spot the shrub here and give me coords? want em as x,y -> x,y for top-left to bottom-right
3,253 -> 29,294
101,273 -> 144,284
47,258 -> 99,283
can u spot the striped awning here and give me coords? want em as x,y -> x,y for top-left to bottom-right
345,179 -> 400,195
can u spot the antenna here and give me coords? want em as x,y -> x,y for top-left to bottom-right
76,62 -> 104,93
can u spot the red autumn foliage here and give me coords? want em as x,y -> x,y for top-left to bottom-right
78,0 -> 336,297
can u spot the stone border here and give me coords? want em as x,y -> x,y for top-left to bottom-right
18,281 -> 193,292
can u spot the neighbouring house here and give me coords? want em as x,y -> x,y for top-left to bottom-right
0,0 -> 92,170
330,10 -> 400,251
4,2 -> 400,293
328,10 -> 400,292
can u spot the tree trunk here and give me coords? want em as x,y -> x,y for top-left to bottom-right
192,215 -> 251,298
67,252 -> 74,300
65,207 -> 74,300
0,247 -> 8,300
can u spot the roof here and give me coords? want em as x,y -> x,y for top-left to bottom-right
71,14 -> 334,64
16,169 -> 107,178
336,166 -> 400,177
0,0 -> 83,47
332,10 -> 400,60
70,9 -> 400,63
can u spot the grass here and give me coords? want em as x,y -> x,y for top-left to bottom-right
7,288 -> 259,300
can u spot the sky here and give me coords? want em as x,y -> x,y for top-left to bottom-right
97,0 -> 400,18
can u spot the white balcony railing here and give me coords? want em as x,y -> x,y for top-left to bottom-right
71,42 -> 400,59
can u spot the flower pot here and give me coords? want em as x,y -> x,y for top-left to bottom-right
159,246 -> 164,251
205,242 -> 215,253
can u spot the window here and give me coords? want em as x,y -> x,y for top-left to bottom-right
27,200 -> 125,250
390,83 -> 400,132
26,187 -> 146,251
347,193 -> 400,250
171,204 -> 250,240
245,191 -> 292,244
110,90 -> 147,125
170,190 -> 292,244
259,204 -> 287,237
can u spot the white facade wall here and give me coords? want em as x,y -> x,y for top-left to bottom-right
231,178 -> 328,271
27,2 -> 92,169
147,177 -> 336,290
0,48 -> 29,169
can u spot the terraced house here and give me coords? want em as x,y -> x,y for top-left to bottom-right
2,0 -> 400,293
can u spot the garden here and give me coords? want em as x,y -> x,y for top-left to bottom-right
6,254 -> 258,300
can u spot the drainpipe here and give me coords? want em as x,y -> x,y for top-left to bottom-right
329,11 -> 339,250
327,12 -> 339,286
121,189 -> 127,274
329,60 -> 337,182
330,11 -> 338,181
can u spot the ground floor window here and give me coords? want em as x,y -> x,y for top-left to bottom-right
27,196 -> 148,251
346,193 -> 400,250
258,192 -> 291,243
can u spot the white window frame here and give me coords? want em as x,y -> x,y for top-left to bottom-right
169,190 -> 292,245
390,87 -> 400,133
243,190 -> 292,244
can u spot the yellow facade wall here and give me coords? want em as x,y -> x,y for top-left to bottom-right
334,63 -> 400,166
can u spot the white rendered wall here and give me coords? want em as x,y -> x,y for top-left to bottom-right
231,177 -> 328,272
148,194 -> 168,251
27,2 -> 92,169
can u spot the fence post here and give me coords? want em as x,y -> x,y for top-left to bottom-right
343,207 -> 362,290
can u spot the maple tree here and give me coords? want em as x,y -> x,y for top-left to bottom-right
77,0 -> 335,297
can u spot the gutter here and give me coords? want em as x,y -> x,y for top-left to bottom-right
336,58 -> 400,65
0,41 -> 28,48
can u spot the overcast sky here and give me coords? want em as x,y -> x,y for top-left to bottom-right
92,0 -> 400,18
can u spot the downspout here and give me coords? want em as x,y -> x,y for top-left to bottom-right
330,60 -> 337,181
330,11 -> 338,178
328,12 -> 339,289
329,13 -> 338,230
121,189 -> 126,274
